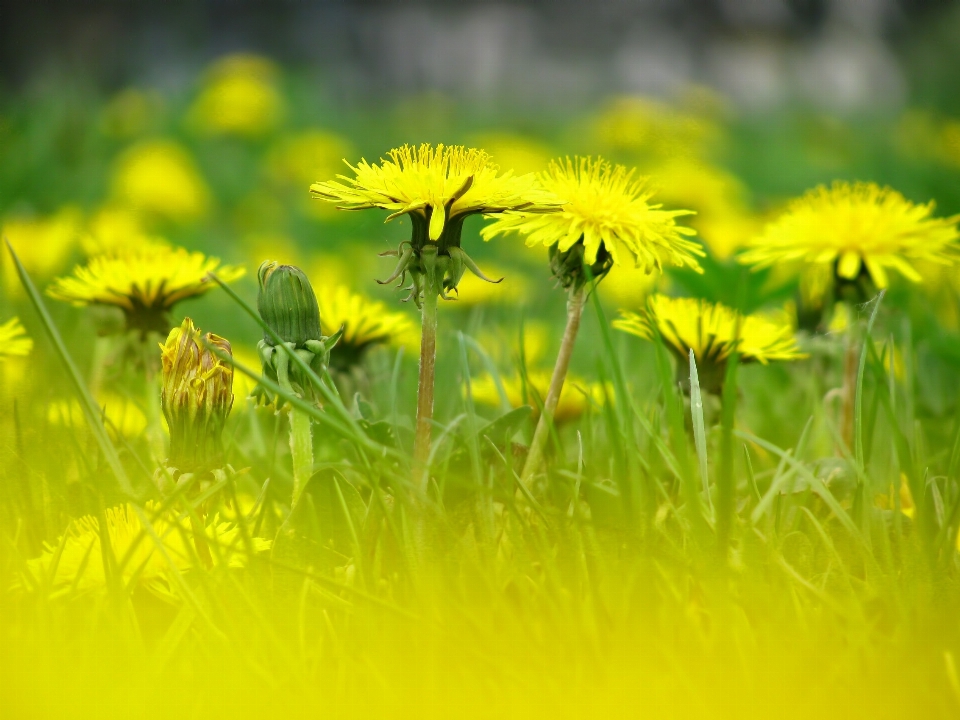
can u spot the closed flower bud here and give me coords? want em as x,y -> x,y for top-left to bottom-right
160,318 -> 234,473
257,261 -> 322,347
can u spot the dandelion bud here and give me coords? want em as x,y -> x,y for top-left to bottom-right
160,318 -> 234,472
257,261 -> 321,347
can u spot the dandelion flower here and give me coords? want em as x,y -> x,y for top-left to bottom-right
316,283 -> 415,371
48,245 -> 245,335
0,317 -> 33,359
18,502 -> 270,601
470,370 -> 608,424
81,205 -> 161,256
111,140 -> 211,221
47,392 -> 147,438
482,157 -> 702,285
739,181 -> 960,294
615,294 -> 805,391
188,54 -> 284,138
2,206 -> 83,292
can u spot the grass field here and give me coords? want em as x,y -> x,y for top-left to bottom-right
3,55 -> 960,718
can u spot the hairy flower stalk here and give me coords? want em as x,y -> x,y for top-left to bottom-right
484,157 -> 702,488
311,143 -> 561,488
158,318 -> 235,567
256,261 -> 340,504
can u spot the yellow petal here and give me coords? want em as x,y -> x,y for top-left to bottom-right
837,251 -> 862,280
429,205 -> 446,241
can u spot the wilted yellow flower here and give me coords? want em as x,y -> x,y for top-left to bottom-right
739,182 -> 960,291
0,317 -> 33,359
81,205 -> 160,256
47,392 -> 147,438
189,54 -> 284,137
48,245 -> 245,334
470,370 -> 608,424
615,294 -> 806,368
160,318 -> 234,471
2,205 -> 83,291
111,140 -> 211,221
18,502 -> 270,601
482,157 -> 702,281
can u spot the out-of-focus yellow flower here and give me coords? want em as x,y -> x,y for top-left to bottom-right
445,262 -> 527,306
2,206 -> 83,291
483,157 -> 702,278
17,502 -> 271,601
942,120 -> 960,167
478,321 -> 550,367
111,140 -> 211,221
230,344 -> 263,407
470,133 -> 553,176
100,88 -> 164,139
739,182 -> 960,293
48,245 -> 245,335
47,392 -> 147,438
470,370 -> 608,424
593,96 -> 722,160
598,265 -> 666,308
81,205 -> 160,256
268,130 -> 354,220
188,54 -> 284,138
316,283 -> 417,370
0,317 -> 33,360
615,294 -> 806,367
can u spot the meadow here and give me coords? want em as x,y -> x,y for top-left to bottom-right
2,54 -> 960,718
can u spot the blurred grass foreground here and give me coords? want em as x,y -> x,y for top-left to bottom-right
3,25 -> 960,719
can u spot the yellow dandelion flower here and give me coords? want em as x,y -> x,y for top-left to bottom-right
0,317 -> 33,360
593,95 -> 722,160
47,245 -> 245,335
739,181 -> 960,291
47,392 -> 147,439
188,54 -> 284,138
468,132 -> 553,175
482,156 -> 702,277
2,205 -> 83,292
317,283 -> 416,370
268,130 -> 354,187
111,140 -> 211,221
615,294 -> 805,371
18,502 -> 271,601
81,205 -> 161,256
470,370 -> 608,424
311,143 -> 560,242
598,264 -> 666,308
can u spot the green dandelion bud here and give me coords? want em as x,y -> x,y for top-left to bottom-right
257,261 -> 322,347
159,317 -> 235,474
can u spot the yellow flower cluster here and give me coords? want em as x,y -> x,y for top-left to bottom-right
316,283 -> 416,352
615,294 -> 806,366
739,181 -> 960,289
311,143 -> 561,242
19,502 -> 270,601
482,157 -> 703,274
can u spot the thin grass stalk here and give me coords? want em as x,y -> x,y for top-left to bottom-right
413,285 -> 439,490
520,284 -> 585,488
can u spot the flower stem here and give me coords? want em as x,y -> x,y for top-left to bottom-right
276,351 -> 313,505
413,287 -> 439,490
520,285 -> 585,488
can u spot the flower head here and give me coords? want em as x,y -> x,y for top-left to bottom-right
2,206 -> 83,293
47,245 -> 245,335
0,317 -> 33,360
311,143 -> 561,303
188,54 -> 284,138
316,283 -> 416,370
160,318 -> 234,472
615,294 -> 805,392
17,502 -> 270,602
482,157 -> 702,289
739,181 -> 960,296
111,140 -> 211,221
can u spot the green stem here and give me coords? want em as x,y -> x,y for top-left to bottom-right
276,351 -> 313,504
142,333 -> 164,462
413,287 -> 439,491
520,285 -> 585,488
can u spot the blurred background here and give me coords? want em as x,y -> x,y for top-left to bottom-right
2,0 -> 960,444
